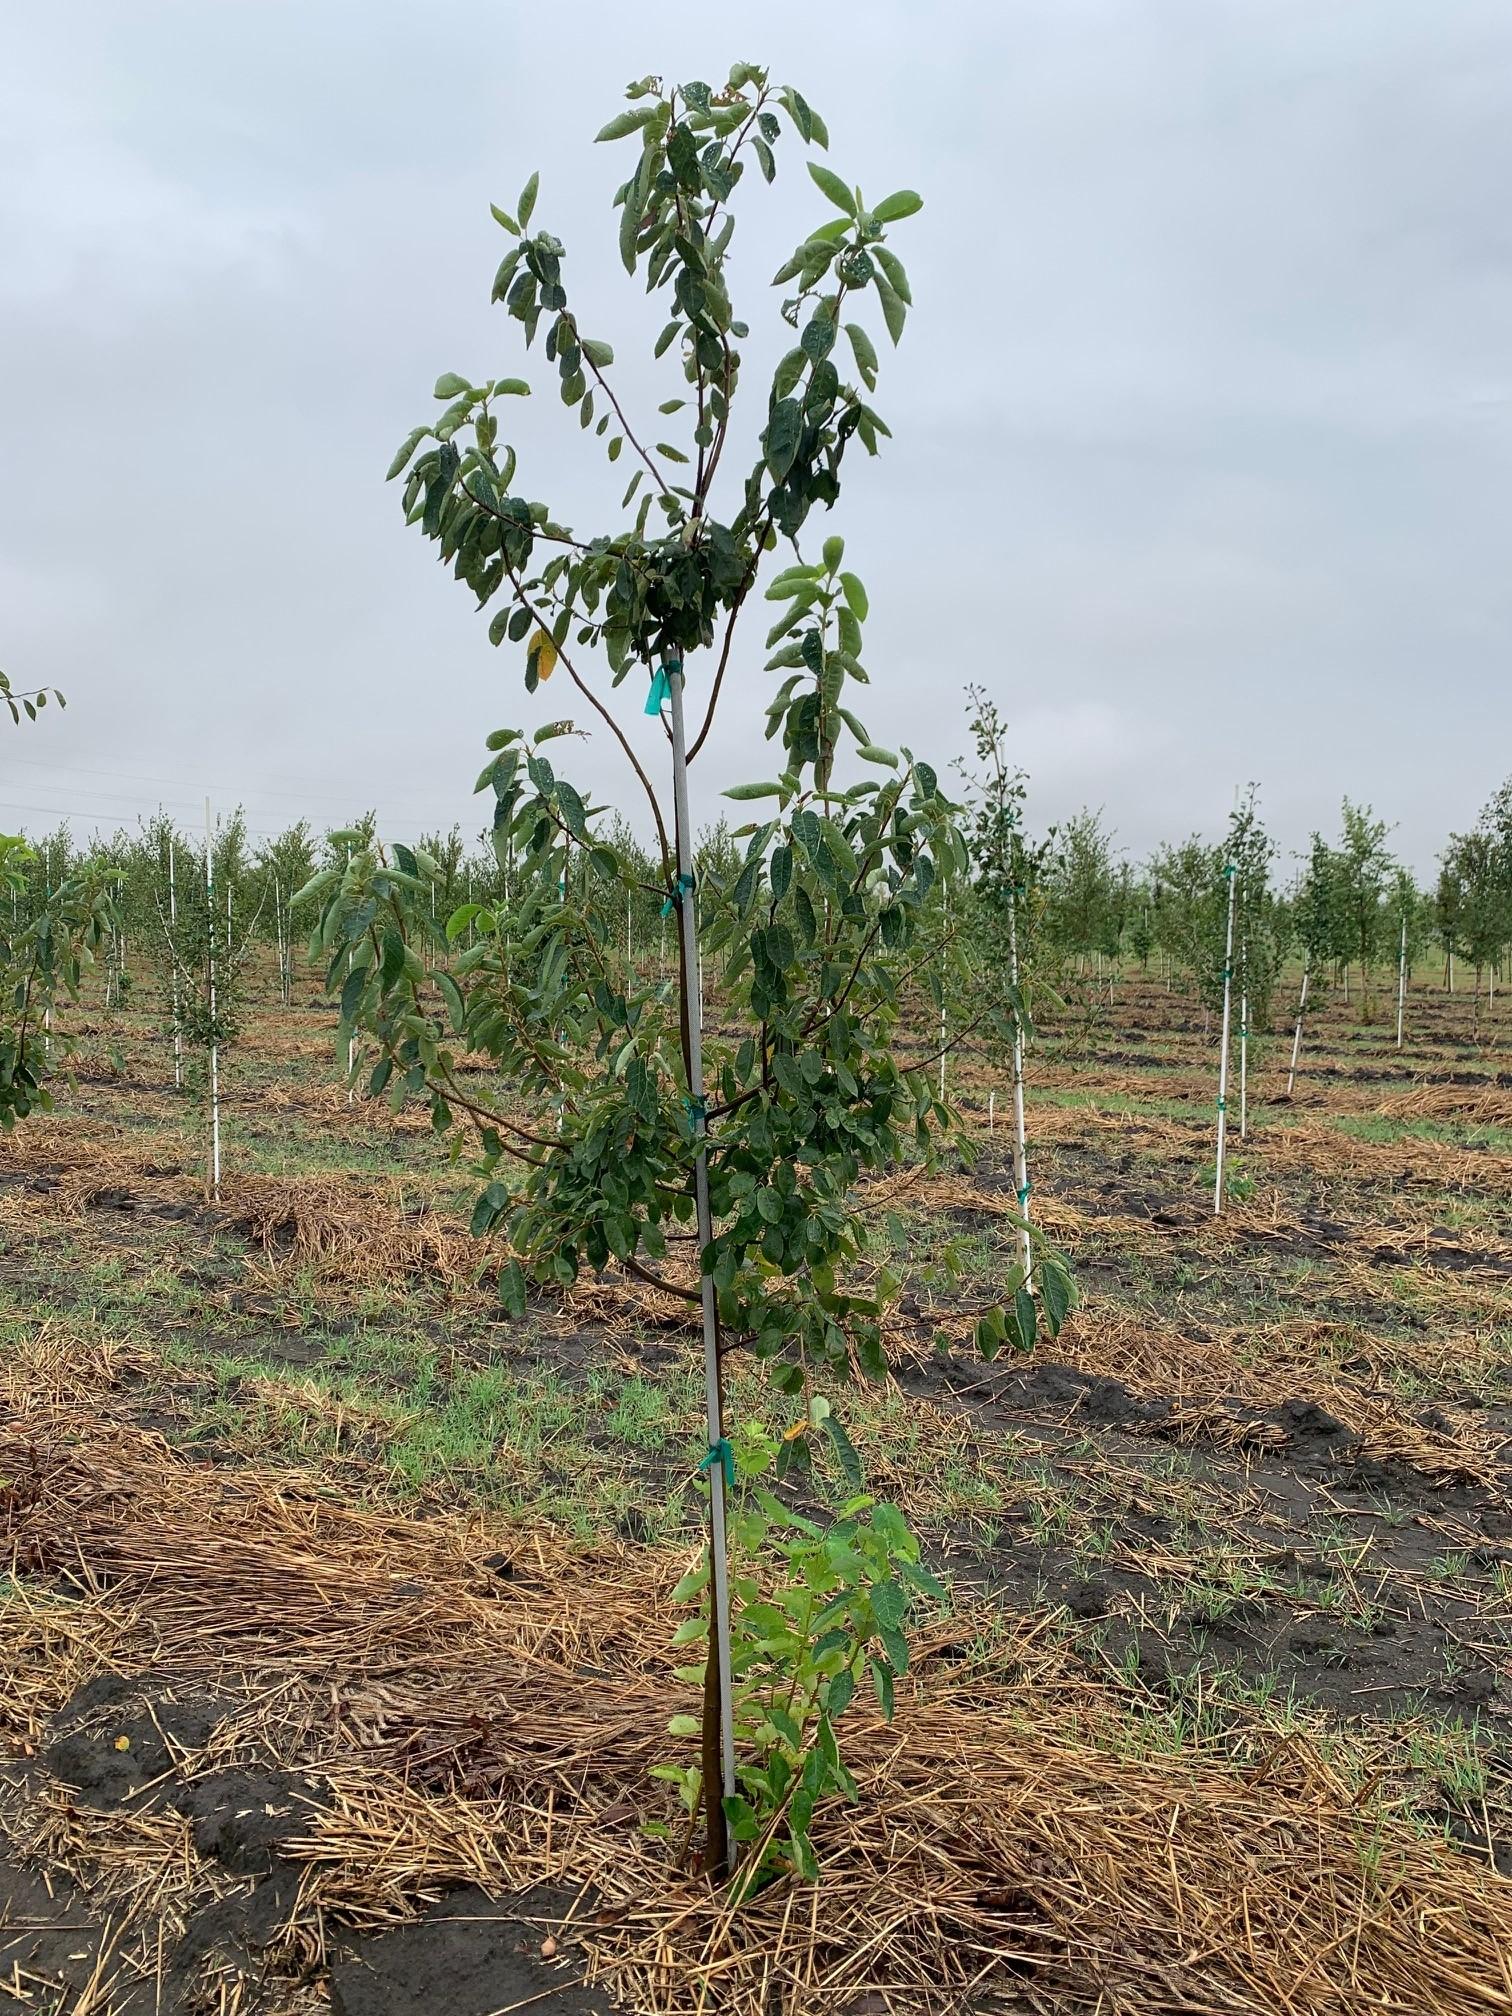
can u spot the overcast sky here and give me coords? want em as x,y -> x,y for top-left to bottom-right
2,1 -> 1508,879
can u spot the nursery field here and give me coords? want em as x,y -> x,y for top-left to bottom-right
3,969 -> 1512,2014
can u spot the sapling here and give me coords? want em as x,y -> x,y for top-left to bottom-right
305,65 -> 1073,1884
1288,834 -> 1338,1096
0,835 -> 112,1128
1333,800 -> 1394,1022
149,805 -> 262,1197
1213,859 -> 1237,1217
252,823 -> 318,1007
958,686 -> 1039,1279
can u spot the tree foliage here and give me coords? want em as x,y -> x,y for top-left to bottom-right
300,65 -> 1071,1882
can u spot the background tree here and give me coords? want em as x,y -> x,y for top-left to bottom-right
1332,799 -> 1394,1019
0,834 -> 112,1128
251,822 -> 320,1005
1149,836 -> 1222,1010
147,810 -> 263,1194
1227,788 -> 1282,1042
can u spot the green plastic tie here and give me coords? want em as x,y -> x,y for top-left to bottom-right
683,1092 -> 708,1127
699,1437 -> 735,1490
661,871 -> 695,918
1216,1098 -> 1227,1111
644,656 -> 683,716
1222,863 -> 1236,879
1017,1181 -> 1031,1204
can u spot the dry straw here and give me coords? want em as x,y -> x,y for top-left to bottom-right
6,1349 -> 1512,2016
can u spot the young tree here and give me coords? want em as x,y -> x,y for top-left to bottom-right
1226,790 -> 1281,1132
1212,791 -> 1273,1197
957,686 -> 1042,1275
0,835 -> 112,1128
1043,809 -> 1118,977
1440,826 -> 1507,1036
251,823 -> 319,1005
303,66 -> 1070,1884
148,809 -> 263,1195
1150,837 -> 1222,1008
1333,800 -> 1394,1019
1285,834 -> 1341,1093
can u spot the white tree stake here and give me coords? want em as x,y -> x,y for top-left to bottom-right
204,799 -> 221,1200
346,846 -> 356,1105
1286,958 -> 1309,1097
1396,911 -> 1407,1051
937,886 -> 948,1107
1007,879 -> 1033,1279
169,837 -> 183,1090
666,661 -> 737,1852
1239,985 -> 1249,1140
1214,862 -> 1237,1216
1237,894 -> 1248,1142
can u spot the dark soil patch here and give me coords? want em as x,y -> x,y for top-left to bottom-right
44,1672 -> 229,1807
329,1884 -> 613,2016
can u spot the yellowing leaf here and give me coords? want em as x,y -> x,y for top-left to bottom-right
527,628 -> 558,683
114,1735 -> 131,1752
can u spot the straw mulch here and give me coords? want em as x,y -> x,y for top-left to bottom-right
0,1118 -> 480,1293
1373,1084 -> 1512,1129
5,1343 -> 1512,2016
221,1172 -> 479,1290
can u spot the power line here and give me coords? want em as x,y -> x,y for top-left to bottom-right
0,781 -> 486,839
3,745 -> 480,826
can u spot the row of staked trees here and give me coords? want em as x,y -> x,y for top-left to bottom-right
954,779 -> 1512,1037
6,809 -> 763,1014
12,772 -> 1512,1064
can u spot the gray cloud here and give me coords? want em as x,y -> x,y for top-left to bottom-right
2,0 -> 1508,876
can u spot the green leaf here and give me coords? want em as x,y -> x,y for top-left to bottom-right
489,201 -> 520,234
808,162 -> 855,215
436,970 -> 465,1034
874,273 -> 907,346
857,744 -> 898,769
874,246 -> 912,303
877,1620 -> 910,1677
619,156 -> 645,273
1039,1256 -> 1075,1333
840,572 -> 869,622
379,927 -> 406,991
846,323 -> 878,390
433,372 -> 470,401
385,427 -> 428,481
869,1657 -> 895,1720
765,398 -> 803,482
596,108 -> 656,143
724,782 -> 785,802
1012,1285 -> 1039,1353
822,1412 -> 864,1489
581,337 -> 614,368
871,1579 -> 907,1631
493,377 -> 531,397
873,189 -> 923,223
517,171 -> 539,228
